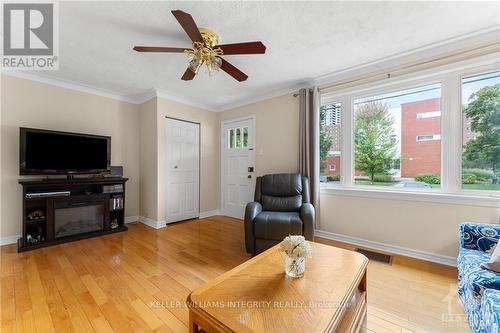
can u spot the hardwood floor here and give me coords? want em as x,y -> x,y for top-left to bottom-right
316,238 -> 468,333
1,216 -> 468,332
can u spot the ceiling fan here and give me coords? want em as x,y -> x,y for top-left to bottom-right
133,10 -> 266,82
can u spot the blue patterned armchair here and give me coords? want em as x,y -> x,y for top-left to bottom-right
458,222 -> 500,333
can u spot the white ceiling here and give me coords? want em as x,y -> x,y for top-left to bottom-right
15,1 -> 500,110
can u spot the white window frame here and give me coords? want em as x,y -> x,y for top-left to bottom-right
320,54 -> 500,207
329,164 -> 336,171
416,111 -> 441,119
416,134 -> 441,142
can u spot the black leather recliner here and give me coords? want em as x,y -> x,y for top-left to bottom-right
244,173 -> 315,255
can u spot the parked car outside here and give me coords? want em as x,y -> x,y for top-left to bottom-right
393,181 -> 431,188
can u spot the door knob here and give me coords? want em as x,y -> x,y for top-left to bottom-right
174,166 -> 178,169
248,175 -> 252,179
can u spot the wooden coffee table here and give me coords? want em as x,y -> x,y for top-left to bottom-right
187,242 -> 368,332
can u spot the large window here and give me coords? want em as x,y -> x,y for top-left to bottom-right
320,61 -> 499,198
320,102 -> 342,184
461,71 -> 500,191
353,83 -> 441,188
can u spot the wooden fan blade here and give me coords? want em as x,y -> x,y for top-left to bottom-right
171,10 -> 204,44
216,41 -> 266,55
220,58 -> 248,82
133,46 -> 190,53
181,68 -> 196,81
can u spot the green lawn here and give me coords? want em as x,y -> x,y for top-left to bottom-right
354,180 -> 500,191
431,183 -> 500,190
462,183 -> 500,191
354,180 -> 398,186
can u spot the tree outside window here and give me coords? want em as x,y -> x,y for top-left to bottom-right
354,101 -> 399,184
461,72 -> 500,191
320,106 -> 333,173
353,83 -> 442,188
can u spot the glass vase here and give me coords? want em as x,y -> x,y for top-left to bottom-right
285,255 -> 305,278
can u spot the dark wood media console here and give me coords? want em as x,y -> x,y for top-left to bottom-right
18,177 -> 128,252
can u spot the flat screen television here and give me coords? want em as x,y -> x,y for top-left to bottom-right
20,127 -> 111,175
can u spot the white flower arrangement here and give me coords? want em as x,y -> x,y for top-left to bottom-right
280,235 -> 312,259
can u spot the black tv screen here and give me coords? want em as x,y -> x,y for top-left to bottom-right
20,128 -> 111,175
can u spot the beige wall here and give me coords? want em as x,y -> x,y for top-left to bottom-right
320,194 -> 499,258
139,98 -> 158,220
137,96 -> 220,221
2,75 -> 498,259
218,92 -> 499,259
1,75 -> 140,238
219,94 -> 300,176
157,97 -> 219,219
0,75 -> 220,239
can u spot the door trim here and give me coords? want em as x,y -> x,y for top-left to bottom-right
165,116 -> 201,223
165,116 -> 200,126
220,115 -> 256,218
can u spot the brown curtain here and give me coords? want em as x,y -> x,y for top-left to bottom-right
299,87 -> 320,229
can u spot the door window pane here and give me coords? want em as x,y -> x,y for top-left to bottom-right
320,102 -> 341,184
243,127 -> 249,148
461,71 -> 500,191
228,129 -> 234,149
235,128 -> 241,148
354,83 -> 442,189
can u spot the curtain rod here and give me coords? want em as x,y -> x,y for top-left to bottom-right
319,40 -> 500,93
293,88 -> 314,97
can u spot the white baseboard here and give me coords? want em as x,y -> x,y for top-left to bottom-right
0,216 -> 163,246
314,229 -> 457,267
125,216 -> 140,224
127,216 -> 167,229
199,210 -> 221,219
1,235 -> 20,245
138,216 -> 167,229
166,213 -> 200,224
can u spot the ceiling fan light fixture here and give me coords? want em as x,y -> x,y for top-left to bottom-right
185,35 -> 223,77
189,59 -> 202,74
206,56 -> 222,76
188,57 -> 202,74
134,10 -> 265,81
198,28 -> 219,48
185,48 -> 201,73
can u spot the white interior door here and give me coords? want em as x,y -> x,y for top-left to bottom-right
165,118 -> 200,223
221,117 -> 256,219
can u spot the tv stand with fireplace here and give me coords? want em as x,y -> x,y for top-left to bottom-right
18,177 -> 128,252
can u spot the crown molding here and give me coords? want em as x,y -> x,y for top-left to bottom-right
207,25 -> 500,111
213,26 -> 500,111
2,71 -> 218,111
2,71 -> 219,111
128,88 -> 158,104
216,80 -> 312,112
2,71 -> 140,104
315,25 -> 500,87
3,25 -> 499,112
155,88 -> 217,112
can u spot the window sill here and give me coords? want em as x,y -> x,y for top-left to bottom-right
320,186 -> 500,208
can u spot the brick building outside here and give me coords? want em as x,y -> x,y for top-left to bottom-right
323,97 -> 444,179
400,98 -> 441,177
